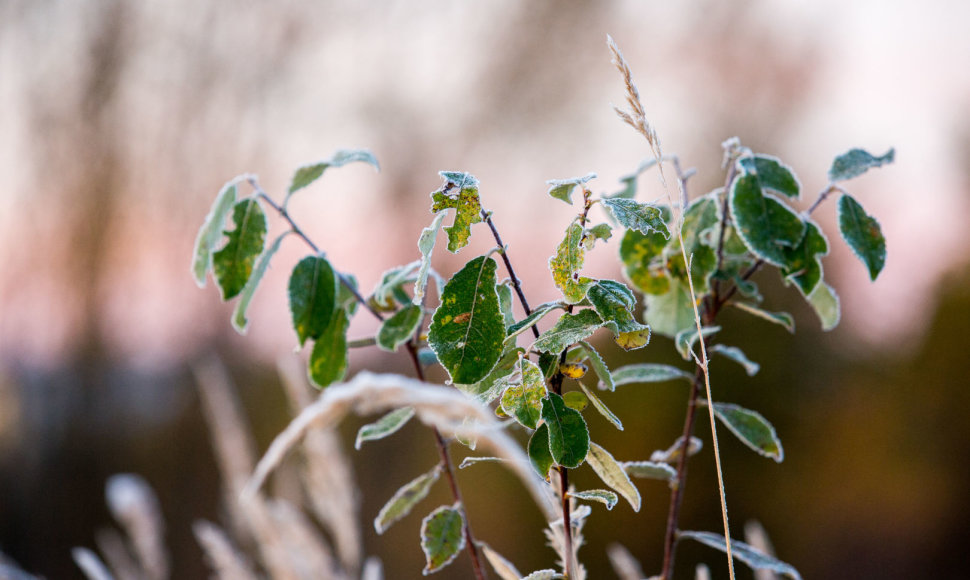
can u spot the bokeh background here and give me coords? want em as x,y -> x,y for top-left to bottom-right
2,0 -> 969,578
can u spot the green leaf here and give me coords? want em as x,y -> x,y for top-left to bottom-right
569,489 -> 618,510
621,461 -> 676,481
547,173 -> 596,204
374,465 -> 442,534
612,363 -> 694,386
549,222 -> 595,304
287,149 -> 379,196
667,195 -> 719,294
619,225 -> 671,295
578,383 -> 622,430
562,391 -> 588,411
609,157 -> 659,199
538,351 -> 559,380
213,199 -> 268,300
576,342 -> 614,391
710,402 -> 783,462
428,256 -> 505,384
643,279 -> 694,338
371,261 -> 420,310
586,442 -> 641,511
602,198 -> 670,239
528,423 -> 555,480
675,325 -> 721,361
455,345 -> 524,404
828,147 -> 894,182
431,171 -> 483,253
709,344 -> 760,376
731,302 -> 795,333
308,307 -> 351,388
739,155 -> 800,198
376,304 -> 423,352
541,393 -> 590,469
507,301 -> 565,338
780,220 -> 828,295
584,223 -> 613,249
587,280 -> 649,350
532,309 -> 604,354
837,194 -> 886,280
232,232 -> 288,333
413,212 -> 446,305
420,504 -> 466,574
678,531 -> 802,580
192,181 -> 238,287
729,174 -> 806,266
499,357 -> 546,429
807,281 -> 840,331
355,407 -> 415,449
288,255 -> 339,347
496,282 -> 516,330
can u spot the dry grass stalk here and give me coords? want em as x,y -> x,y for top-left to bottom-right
192,520 -> 259,580
104,474 -> 169,580
607,543 -> 646,580
245,371 -> 560,522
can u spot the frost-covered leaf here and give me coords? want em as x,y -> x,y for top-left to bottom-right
675,325 -> 721,361
729,174 -> 806,266
428,256 -> 505,384
549,222 -> 595,304
308,307 -> 351,388
499,357 -> 546,429
612,363 -> 694,386
521,570 -> 564,580
644,279 -> 694,338
287,149 -> 380,196
609,157 -> 659,199
732,302 -> 795,333
458,456 -> 503,469
584,223 -> 613,249
678,531 -> 802,580
431,171 -> 482,253
547,173 -> 596,205
807,281 -> 840,331
372,261 -> 421,310
569,489 -> 618,510
420,504 -> 466,574
587,280 -> 650,350
541,393 -> 590,469
562,390 -> 588,411
289,255 -> 338,347
507,301 -> 564,338
602,198 -> 670,239
496,282 -> 515,329
193,181 -> 238,287
479,543 -> 522,580
619,227 -> 670,295
538,352 -> 559,381
621,461 -> 676,481
709,344 -> 760,376
356,407 -> 415,449
828,147 -> 894,183
528,423 -> 555,480
414,212 -> 446,305
456,345 -> 523,404
837,194 -> 886,280
532,309 -> 604,354
710,402 -> 783,462
213,199 -> 267,300
576,342 -> 614,391
651,436 -> 703,463
579,383 -> 622,430
667,195 -> 719,294
586,442 -> 640,511
232,231 -> 288,333
780,220 -> 828,295
374,465 -> 441,534
739,155 -> 800,199
377,304 -> 423,352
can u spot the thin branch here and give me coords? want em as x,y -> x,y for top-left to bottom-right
481,209 -> 540,340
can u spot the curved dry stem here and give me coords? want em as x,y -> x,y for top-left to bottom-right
244,372 -> 559,522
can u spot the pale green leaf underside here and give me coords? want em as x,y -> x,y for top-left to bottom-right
528,423 -> 555,480
458,456 -> 503,469
232,231 -> 288,333
192,181 -> 238,287
507,301 -> 565,338
603,198 -> 671,239
541,393 -> 590,469
579,383 -> 622,430
287,149 -> 379,196
377,304 -> 423,352
372,261 -> 421,309
739,154 -> 800,199
586,442 -> 641,512
479,543 -> 523,580
213,199 -> 268,300
577,341 -> 614,391
547,173 -> 596,204
428,256 -> 505,385
549,222 -> 595,304
569,489 -> 618,510
374,464 -> 442,534
807,281 -> 841,331
414,212 -> 446,305
651,436 -> 703,463
288,255 -> 338,347
308,308 -> 351,388
621,461 -> 677,481
678,531 -> 802,580
420,504 -> 466,574
609,157 -> 659,199
828,147 -> 894,182
837,194 -> 886,281
675,325 -> 721,361
643,279 -> 694,338
711,402 -> 783,462
709,344 -> 760,376
731,302 -> 795,333
496,282 -> 515,329
532,309 -> 604,354
356,407 -> 415,449
431,171 -> 482,253
612,363 -> 694,386
729,174 -> 806,266
521,570 -> 564,580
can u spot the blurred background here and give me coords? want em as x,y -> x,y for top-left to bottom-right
2,0 -> 969,578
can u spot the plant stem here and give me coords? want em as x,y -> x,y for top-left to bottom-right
481,209 -> 540,340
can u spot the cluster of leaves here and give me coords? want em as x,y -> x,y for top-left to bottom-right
192,140 -> 891,578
